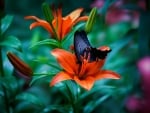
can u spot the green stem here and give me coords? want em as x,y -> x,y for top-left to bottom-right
58,41 -> 62,48
72,103 -> 78,113
0,48 -> 4,76
65,82 -> 79,113
2,84 -> 10,113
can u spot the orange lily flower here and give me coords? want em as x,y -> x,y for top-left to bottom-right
25,8 -> 88,41
50,49 -> 120,90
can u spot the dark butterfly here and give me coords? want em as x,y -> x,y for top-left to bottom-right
74,30 -> 111,63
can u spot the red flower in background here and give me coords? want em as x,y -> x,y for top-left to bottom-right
126,56 -> 150,113
91,0 -> 104,8
91,0 -> 146,26
126,95 -> 141,113
138,57 -> 150,98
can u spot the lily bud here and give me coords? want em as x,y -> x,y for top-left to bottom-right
42,2 -> 54,23
7,52 -> 33,79
85,7 -> 97,33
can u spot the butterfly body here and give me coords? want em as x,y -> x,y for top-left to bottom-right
74,30 -> 111,63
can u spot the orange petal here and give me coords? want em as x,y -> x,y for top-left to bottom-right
25,16 -> 53,34
51,49 -> 78,74
50,71 -> 73,86
73,16 -> 88,25
66,8 -> 84,22
86,60 -> 105,75
61,17 -> 73,38
94,70 -> 121,81
74,76 -> 95,90
79,59 -> 105,76
25,16 -> 46,22
56,8 -> 63,40
30,22 -> 53,33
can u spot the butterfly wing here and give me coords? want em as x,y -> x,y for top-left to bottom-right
74,30 -> 91,62
96,46 -> 111,59
74,31 -> 111,62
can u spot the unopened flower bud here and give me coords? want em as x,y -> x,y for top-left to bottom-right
7,52 -> 33,79
42,2 -> 54,23
85,7 -> 97,33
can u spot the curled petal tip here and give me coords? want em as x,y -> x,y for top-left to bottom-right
24,16 -> 29,19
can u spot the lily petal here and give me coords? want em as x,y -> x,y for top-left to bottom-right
30,22 -> 53,33
74,75 -> 95,90
73,16 -> 88,25
94,70 -> 120,81
79,59 -> 104,76
61,17 -> 73,38
50,71 -> 73,86
56,8 -> 63,40
51,49 -> 78,74
86,60 -> 105,76
25,16 -> 46,22
25,16 -> 53,34
67,8 -> 84,22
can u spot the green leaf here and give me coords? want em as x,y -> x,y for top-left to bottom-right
14,101 -> 42,113
1,15 -> 13,35
30,39 -> 60,48
15,92 -> 44,107
107,22 -> 132,42
42,105 -> 71,113
30,74 -> 52,86
0,35 -> 22,51
106,31 -> 133,63
30,31 -> 41,46
79,85 -> 115,101
33,56 -> 61,70
84,95 -> 110,113
65,81 -> 79,102
0,76 -> 23,99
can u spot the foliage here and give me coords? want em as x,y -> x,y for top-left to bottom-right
1,0 -> 150,113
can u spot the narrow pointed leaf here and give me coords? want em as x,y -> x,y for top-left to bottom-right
15,92 -> 44,106
0,35 -> 22,51
42,105 -> 71,113
30,39 -> 60,48
84,95 -> 110,113
1,15 -> 13,35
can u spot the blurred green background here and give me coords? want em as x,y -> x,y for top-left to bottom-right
1,0 -> 150,113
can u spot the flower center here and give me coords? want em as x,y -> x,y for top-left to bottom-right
77,51 -> 91,80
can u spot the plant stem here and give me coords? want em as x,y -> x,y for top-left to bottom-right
0,48 -> 4,76
72,103 -> 78,113
65,82 -> 79,113
2,83 -> 10,113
